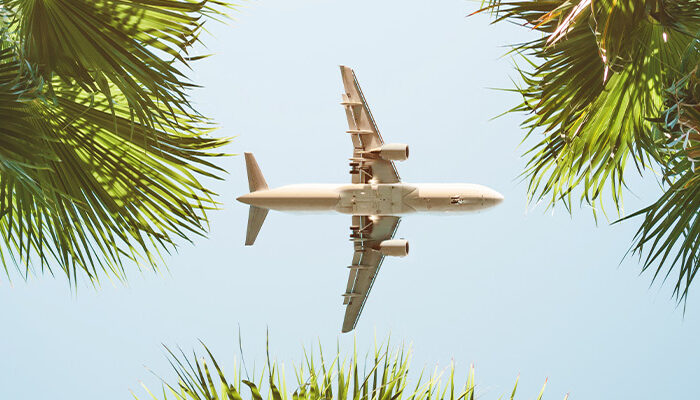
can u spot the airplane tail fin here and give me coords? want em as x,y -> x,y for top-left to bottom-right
243,153 -> 269,245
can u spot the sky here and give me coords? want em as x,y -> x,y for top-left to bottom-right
2,1 -> 699,399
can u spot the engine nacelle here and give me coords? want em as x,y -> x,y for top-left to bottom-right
379,239 -> 409,257
372,143 -> 409,161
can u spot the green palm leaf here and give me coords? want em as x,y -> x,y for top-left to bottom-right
0,1 -> 231,283
624,69 -> 700,300
484,0 -> 700,213
5,0 -> 229,126
481,0 -> 700,298
132,341 -> 556,400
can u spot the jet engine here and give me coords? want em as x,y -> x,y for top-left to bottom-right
379,239 -> 409,257
371,143 -> 409,161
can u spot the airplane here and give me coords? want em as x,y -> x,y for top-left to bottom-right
237,66 -> 504,333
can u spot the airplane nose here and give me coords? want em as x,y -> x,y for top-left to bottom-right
494,192 -> 504,205
487,190 -> 504,206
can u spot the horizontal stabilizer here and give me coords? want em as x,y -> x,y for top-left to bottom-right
244,152 -> 268,192
245,206 -> 269,246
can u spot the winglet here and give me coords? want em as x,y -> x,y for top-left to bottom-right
244,152 -> 268,192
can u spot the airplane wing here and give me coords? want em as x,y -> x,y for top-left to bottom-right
340,66 -> 401,184
341,215 -> 401,332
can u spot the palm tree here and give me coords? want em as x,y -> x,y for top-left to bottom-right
132,341 -> 557,400
480,0 -> 700,300
0,0 -> 231,285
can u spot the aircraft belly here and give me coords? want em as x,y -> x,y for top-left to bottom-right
336,184 -> 415,215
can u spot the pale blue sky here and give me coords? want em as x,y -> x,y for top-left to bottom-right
2,1 -> 699,399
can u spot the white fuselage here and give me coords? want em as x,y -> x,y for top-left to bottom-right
237,183 -> 503,215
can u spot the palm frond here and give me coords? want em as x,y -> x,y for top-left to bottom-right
5,0 -> 230,127
481,0 -> 700,298
0,1 -> 232,283
0,28 -> 56,191
132,341 -> 557,400
483,0 -> 700,213
623,68 -> 700,300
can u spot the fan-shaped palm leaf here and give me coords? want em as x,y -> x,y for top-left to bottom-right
0,0 -> 231,284
479,0 -> 700,298
483,0 -> 700,213
5,0 -> 228,126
